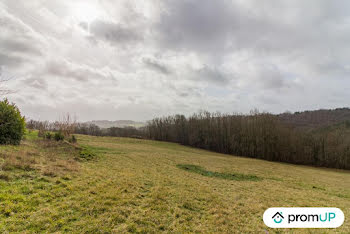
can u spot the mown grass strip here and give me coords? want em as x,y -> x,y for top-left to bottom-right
177,164 -> 262,181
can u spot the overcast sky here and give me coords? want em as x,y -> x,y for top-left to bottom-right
1,0 -> 350,121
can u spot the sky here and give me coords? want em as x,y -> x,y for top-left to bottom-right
1,0 -> 350,121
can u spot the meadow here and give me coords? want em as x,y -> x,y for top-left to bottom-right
0,132 -> 349,233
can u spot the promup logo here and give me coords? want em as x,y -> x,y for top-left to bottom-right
264,208 -> 344,228
272,212 -> 284,223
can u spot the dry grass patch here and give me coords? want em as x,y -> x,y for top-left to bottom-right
0,134 -> 79,179
0,150 -> 37,172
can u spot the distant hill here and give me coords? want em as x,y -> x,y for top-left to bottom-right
85,120 -> 145,129
278,108 -> 350,129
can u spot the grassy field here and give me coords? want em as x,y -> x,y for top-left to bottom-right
0,132 -> 349,233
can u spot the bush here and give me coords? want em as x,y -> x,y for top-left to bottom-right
45,132 -> 52,140
0,99 -> 25,145
68,135 -> 77,143
54,132 -> 64,141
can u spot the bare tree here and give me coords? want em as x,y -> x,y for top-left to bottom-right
145,110 -> 350,170
37,121 -> 51,137
55,113 -> 77,136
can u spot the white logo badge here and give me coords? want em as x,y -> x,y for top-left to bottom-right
263,207 -> 344,228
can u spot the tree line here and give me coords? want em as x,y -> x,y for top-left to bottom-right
146,111 -> 350,169
27,120 -> 143,138
27,110 -> 350,170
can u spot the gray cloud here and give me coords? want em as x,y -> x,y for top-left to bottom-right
23,77 -> 48,90
0,53 -> 23,67
1,39 -> 42,56
196,66 -> 231,86
45,59 -> 112,82
142,58 -> 171,75
89,20 -> 142,45
1,0 -> 350,121
156,0 -> 235,53
0,5 -> 44,72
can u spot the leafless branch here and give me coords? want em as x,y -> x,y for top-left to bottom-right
55,113 -> 77,136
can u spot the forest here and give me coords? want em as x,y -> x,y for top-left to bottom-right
146,111 -> 350,169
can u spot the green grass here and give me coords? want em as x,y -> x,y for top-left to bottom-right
78,145 -> 98,160
0,133 -> 349,233
177,164 -> 261,181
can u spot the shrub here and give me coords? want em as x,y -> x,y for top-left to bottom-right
0,99 -> 25,145
45,132 -> 52,140
69,135 -> 77,143
54,132 -> 64,141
